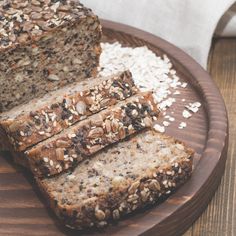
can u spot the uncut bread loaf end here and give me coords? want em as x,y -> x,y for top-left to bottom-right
0,71 -> 137,152
37,130 -> 194,230
0,0 -> 101,112
24,92 -> 160,177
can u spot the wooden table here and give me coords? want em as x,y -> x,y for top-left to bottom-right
184,38 -> 236,236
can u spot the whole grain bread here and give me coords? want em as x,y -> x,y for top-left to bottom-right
24,92 -> 160,177
0,71 -> 137,152
37,130 -> 194,230
0,0 -> 101,112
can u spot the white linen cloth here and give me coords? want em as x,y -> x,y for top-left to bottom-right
82,0 -> 236,69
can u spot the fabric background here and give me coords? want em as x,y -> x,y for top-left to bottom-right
82,0 -> 236,69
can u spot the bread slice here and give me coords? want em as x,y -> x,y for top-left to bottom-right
24,92 -> 159,177
37,130 -> 194,230
0,71 -> 137,152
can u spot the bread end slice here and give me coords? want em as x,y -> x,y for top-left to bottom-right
37,130 -> 194,230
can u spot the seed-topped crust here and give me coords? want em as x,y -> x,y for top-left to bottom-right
0,0 -> 96,50
25,92 -> 160,177
0,71 -> 137,151
37,130 -> 194,230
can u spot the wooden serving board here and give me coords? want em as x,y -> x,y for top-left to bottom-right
0,20 -> 228,236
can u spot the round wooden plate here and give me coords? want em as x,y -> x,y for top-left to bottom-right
0,20 -> 228,236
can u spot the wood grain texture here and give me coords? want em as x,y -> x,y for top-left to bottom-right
183,38 -> 236,236
0,21 -> 228,236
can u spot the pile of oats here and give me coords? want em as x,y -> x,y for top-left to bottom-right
99,42 -> 201,133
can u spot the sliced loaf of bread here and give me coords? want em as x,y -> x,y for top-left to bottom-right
24,92 -> 159,177
37,130 -> 194,230
0,71 -> 137,152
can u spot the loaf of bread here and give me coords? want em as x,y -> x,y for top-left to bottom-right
0,71 -> 137,152
37,130 -> 194,230
0,0 -> 101,112
24,92 -> 160,177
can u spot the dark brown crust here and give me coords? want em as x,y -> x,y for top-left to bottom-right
0,71 -> 137,151
25,92 -> 160,178
37,146 -> 193,230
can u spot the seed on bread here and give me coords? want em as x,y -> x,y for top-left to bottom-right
55,148 -> 64,161
112,209 -> 120,220
88,127 -> 104,139
95,208 -> 106,221
149,180 -> 161,191
128,181 -> 140,194
43,157 -> 49,163
55,140 -> 69,148
76,101 -> 87,115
